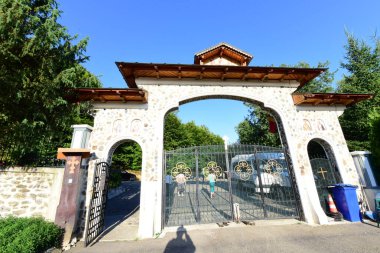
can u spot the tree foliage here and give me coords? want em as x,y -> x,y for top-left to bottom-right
337,33 -> 380,151
112,142 -> 142,171
164,113 -> 224,150
236,104 -> 281,146
0,0 -> 101,165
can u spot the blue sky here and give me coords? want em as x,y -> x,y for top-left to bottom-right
59,0 -> 380,143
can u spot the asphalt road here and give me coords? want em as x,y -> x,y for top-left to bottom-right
104,181 -> 140,228
70,221 -> 380,253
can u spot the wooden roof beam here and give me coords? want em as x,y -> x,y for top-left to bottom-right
280,73 -> 287,82
198,67 -> 205,80
241,68 -> 252,81
98,95 -> 106,103
221,67 -> 228,81
154,65 -> 160,79
293,96 -> 305,105
297,73 -> 309,84
343,99 -> 355,106
261,69 -> 273,81
116,90 -> 127,103
220,47 -> 225,57
178,66 -> 182,79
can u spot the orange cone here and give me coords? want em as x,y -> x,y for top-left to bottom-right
328,194 -> 338,214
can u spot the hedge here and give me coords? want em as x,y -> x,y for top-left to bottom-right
0,216 -> 63,253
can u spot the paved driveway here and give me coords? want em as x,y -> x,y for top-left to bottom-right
69,221 -> 380,253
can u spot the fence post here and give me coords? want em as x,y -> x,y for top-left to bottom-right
224,136 -> 235,222
195,147 -> 201,223
254,147 -> 268,218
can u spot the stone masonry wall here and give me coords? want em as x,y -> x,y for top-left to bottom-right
0,167 -> 64,221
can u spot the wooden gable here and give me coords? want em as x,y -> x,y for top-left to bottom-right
194,42 -> 253,66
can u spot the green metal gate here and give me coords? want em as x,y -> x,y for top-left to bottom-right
164,145 -> 299,226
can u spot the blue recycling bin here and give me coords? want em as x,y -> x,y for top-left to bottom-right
331,184 -> 361,222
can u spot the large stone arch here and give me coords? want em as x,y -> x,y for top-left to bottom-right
161,92 -> 304,220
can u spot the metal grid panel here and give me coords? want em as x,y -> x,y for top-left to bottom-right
164,144 -> 299,227
84,162 -> 110,247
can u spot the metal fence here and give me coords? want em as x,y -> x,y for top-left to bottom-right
164,144 -> 299,226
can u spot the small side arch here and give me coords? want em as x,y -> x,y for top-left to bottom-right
306,138 -> 342,213
103,136 -> 145,165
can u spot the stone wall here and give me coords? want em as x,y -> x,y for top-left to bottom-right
0,167 -> 64,221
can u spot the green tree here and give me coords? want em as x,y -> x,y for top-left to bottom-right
337,33 -> 380,151
236,104 -> 281,146
0,0 -> 101,165
112,142 -> 142,171
163,113 -> 186,150
164,113 -> 223,150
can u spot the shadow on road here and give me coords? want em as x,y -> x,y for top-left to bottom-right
88,181 -> 140,245
163,225 -> 196,253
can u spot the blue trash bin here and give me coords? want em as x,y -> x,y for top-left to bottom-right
331,184 -> 361,222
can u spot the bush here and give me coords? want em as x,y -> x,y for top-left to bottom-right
0,217 -> 63,253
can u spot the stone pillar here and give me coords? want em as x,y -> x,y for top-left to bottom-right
71,124 -> 93,149
55,148 -> 90,247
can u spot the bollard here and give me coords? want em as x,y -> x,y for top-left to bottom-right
233,203 -> 240,222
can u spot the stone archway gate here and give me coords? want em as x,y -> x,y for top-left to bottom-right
71,43 -> 371,239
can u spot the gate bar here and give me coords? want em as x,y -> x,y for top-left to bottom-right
195,148 -> 201,222
254,148 -> 268,218
225,142 -> 235,222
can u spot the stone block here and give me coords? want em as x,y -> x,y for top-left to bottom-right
15,193 -> 26,199
8,201 -> 19,207
13,209 -> 26,216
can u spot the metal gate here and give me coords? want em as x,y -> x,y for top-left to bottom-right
310,156 -> 342,212
84,161 -> 110,246
164,145 -> 299,226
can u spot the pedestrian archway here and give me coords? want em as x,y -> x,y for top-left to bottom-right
307,139 -> 342,213
85,139 -> 142,244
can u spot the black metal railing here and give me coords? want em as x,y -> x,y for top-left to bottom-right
84,161 -> 110,247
